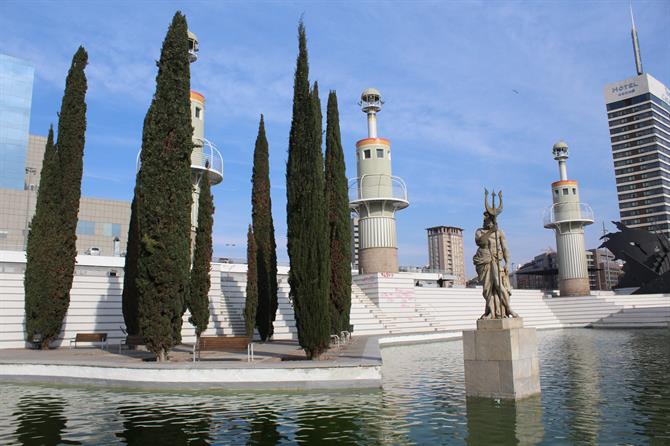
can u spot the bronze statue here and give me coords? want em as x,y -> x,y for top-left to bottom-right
473,190 -> 518,319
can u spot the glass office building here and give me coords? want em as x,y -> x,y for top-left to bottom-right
0,54 -> 34,190
604,73 -> 670,235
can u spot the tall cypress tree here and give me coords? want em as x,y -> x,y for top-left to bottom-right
244,225 -> 258,338
121,172 -> 141,336
187,174 -> 214,338
286,22 -> 330,359
122,103 -> 155,336
24,47 -> 88,349
311,81 -> 322,148
325,91 -> 352,335
24,126 -> 61,347
251,115 -> 278,341
135,12 -> 193,361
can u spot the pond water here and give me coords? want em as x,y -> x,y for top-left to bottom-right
0,329 -> 668,445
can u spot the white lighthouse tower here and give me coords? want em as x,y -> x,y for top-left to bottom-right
187,31 -> 223,244
543,141 -> 594,296
349,88 -> 408,274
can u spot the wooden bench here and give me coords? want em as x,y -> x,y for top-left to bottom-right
193,336 -> 253,362
70,333 -> 107,350
117,334 -> 144,352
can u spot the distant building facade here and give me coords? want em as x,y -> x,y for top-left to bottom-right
604,15 -> 670,236
0,54 -> 34,190
515,249 -> 622,291
587,248 -> 624,290
0,53 -> 131,256
426,226 -> 466,286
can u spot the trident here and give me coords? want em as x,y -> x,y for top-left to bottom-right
484,189 -> 503,217
485,189 -> 504,317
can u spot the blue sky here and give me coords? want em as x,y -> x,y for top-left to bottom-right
2,0 -> 669,276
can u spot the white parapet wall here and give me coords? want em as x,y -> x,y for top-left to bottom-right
2,251 -> 669,350
0,251 -> 225,349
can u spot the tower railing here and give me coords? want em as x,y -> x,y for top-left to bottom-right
543,202 -> 594,227
348,174 -> 408,203
135,137 -> 224,184
191,137 -> 224,183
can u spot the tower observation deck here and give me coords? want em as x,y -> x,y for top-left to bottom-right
349,88 -> 408,274
543,141 -> 593,296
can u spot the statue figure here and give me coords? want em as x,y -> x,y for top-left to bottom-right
473,190 -> 518,319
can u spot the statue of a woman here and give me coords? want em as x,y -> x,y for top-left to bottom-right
473,192 -> 518,319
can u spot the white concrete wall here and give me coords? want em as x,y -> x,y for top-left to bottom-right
2,251 -> 669,349
0,251 -> 225,349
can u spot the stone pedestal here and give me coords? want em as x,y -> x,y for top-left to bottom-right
462,318 -> 541,400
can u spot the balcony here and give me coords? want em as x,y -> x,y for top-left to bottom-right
191,137 -> 223,184
136,138 -> 223,185
543,202 -> 594,228
348,174 -> 409,209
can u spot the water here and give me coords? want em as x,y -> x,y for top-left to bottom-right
0,329 -> 668,445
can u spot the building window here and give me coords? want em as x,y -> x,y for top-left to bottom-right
572,188 -> 576,194
195,106 -> 202,119
554,190 -> 559,195
563,188 -> 568,195
376,149 -> 384,158
364,150 -> 371,159
102,223 -> 121,237
76,220 -> 96,236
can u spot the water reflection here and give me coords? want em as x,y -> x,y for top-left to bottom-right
563,333 -> 602,444
630,330 -> 670,442
116,403 -> 210,445
14,395 -> 80,445
465,396 -> 543,446
0,329 -> 668,445
246,407 -> 282,445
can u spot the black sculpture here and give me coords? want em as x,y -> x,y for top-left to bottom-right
599,222 -> 670,294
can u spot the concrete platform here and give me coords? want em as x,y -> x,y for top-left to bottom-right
0,336 -> 383,390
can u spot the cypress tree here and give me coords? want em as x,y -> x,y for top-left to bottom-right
311,81 -> 322,149
24,47 -> 88,349
24,126 -> 61,347
251,115 -> 278,341
244,225 -> 258,338
187,174 -> 214,338
122,104 -> 154,336
325,91 -> 352,335
121,173 -> 141,336
135,12 -> 193,361
286,22 -> 330,359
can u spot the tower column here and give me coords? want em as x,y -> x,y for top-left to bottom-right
350,88 -> 408,274
544,141 -> 594,296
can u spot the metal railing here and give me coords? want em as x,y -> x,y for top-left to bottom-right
191,137 -> 223,181
348,174 -> 408,203
136,137 -> 223,182
543,202 -> 594,226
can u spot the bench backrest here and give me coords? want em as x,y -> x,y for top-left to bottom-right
75,333 -> 107,342
126,335 -> 144,346
198,336 -> 250,351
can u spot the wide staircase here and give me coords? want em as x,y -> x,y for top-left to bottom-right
590,294 -> 670,328
217,272 -> 670,340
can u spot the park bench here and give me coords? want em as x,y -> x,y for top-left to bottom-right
193,336 -> 254,362
117,334 -> 145,352
69,333 -> 108,350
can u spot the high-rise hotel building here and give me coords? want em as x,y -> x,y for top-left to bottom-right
604,12 -> 670,235
426,226 -> 466,286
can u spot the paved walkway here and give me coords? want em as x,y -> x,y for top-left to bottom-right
0,335 -> 381,369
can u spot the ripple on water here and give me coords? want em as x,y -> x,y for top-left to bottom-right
0,329 -> 668,445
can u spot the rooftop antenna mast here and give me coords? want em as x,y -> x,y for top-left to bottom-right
630,3 -> 644,75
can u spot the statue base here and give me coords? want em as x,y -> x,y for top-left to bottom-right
462,317 -> 541,400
